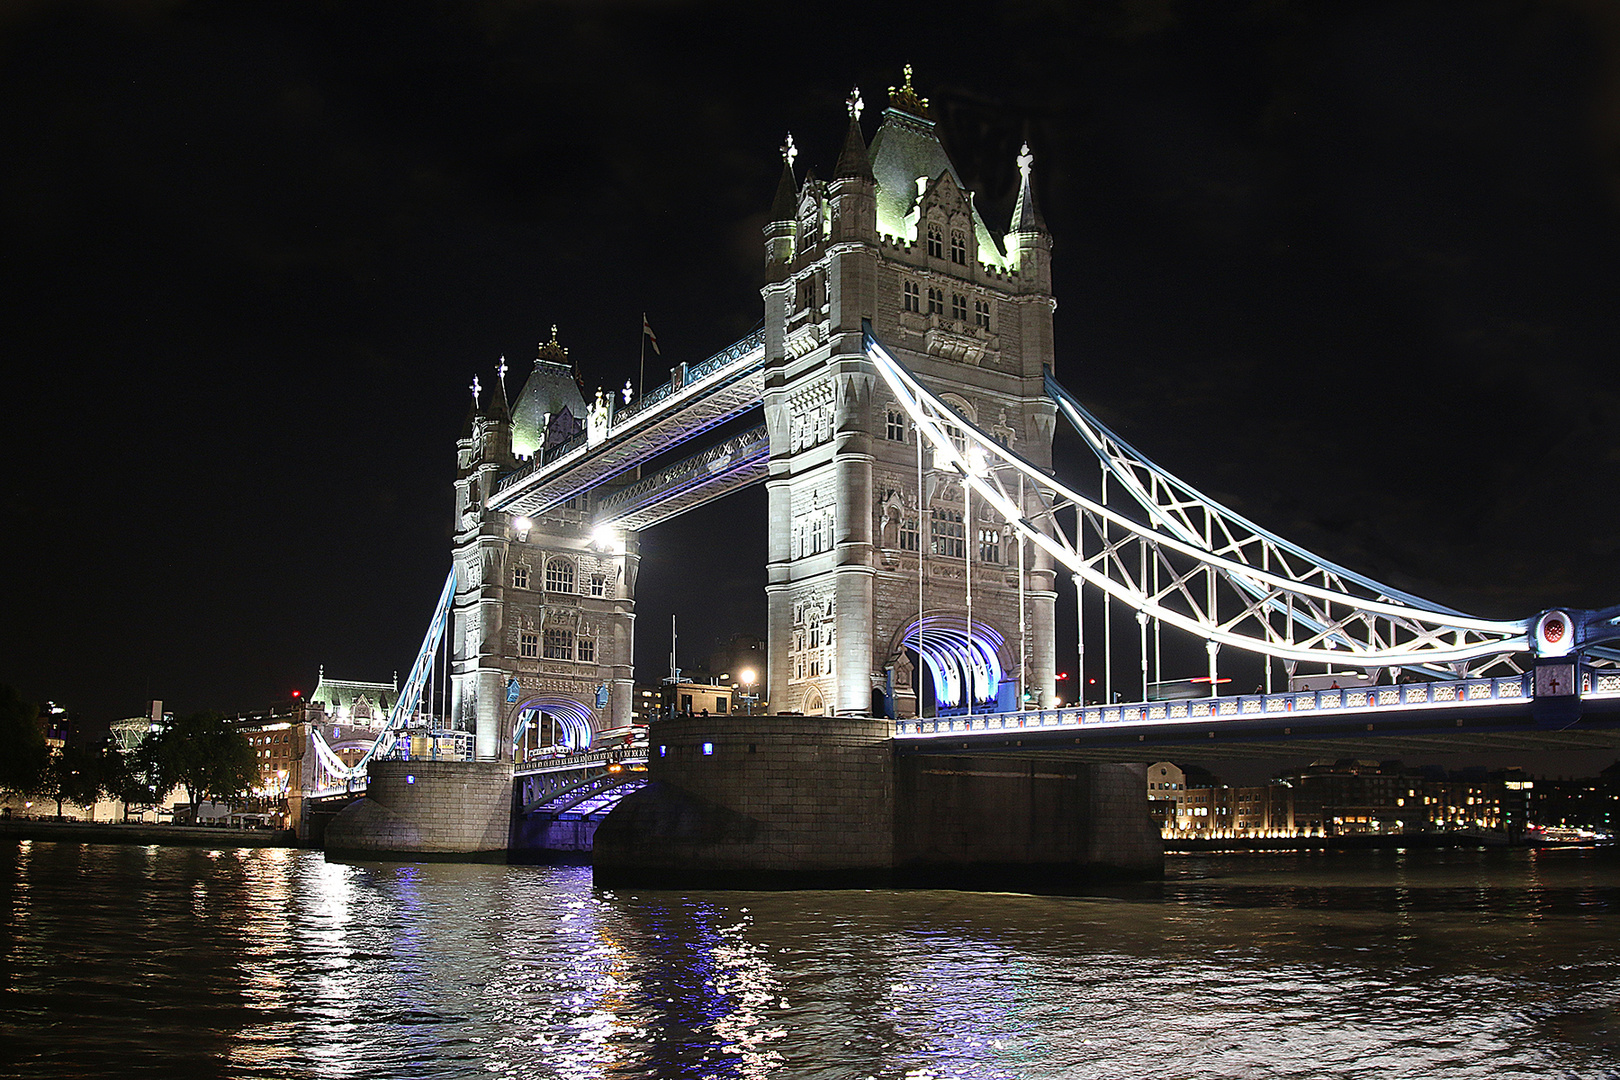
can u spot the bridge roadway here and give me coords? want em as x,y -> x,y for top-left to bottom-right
895,676 -> 1620,763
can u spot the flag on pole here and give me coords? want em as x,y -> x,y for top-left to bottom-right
642,313 -> 660,355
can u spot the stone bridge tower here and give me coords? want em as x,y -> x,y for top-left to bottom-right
762,71 -> 1058,718
450,332 -> 639,762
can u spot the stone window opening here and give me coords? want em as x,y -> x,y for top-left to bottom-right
589,574 -> 607,598
543,628 -> 573,660
545,557 -> 575,593
518,631 -> 539,659
951,293 -> 968,322
950,230 -> 967,265
931,507 -> 965,558
898,515 -> 920,552
886,409 -> 906,442
903,280 -> 920,312
511,565 -> 529,590
927,287 -> 944,315
974,299 -> 991,329
978,527 -> 1002,564
927,224 -> 943,259
577,635 -> 596,663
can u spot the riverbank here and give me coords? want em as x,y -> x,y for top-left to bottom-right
1,818 -> 296,848
1165,833 -> 1614,853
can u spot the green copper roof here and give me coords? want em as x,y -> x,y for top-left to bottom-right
868,108 -> 1008,267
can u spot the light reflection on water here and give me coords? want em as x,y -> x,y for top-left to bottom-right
2,843 -> 1618,1079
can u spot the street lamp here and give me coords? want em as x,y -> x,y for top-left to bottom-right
739,668 -> 757,715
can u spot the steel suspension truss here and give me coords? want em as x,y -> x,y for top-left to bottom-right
311,568 -> 458,784
864,327 -> 1535,680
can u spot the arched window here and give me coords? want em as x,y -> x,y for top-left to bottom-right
903,280 -> 920,312
951,293 -> 968,321
545,557 -> 575,593
926,287 -> 944,315
927,224 -> 943,258
950,230 -> 967,265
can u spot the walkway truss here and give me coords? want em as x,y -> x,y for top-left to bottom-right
865,327 -> 1620,685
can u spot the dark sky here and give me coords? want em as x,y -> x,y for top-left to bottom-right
3,1 -> 1619,781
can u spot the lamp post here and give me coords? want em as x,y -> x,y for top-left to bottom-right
739,669 -> 757,716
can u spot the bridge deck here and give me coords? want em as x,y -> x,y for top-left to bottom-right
895,681 -> 1620,762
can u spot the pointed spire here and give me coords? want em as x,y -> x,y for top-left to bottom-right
461,374 -> 482,437
887,64 -> 931,120
770,133 -> 798,221
835,87 -> 874,181
487,360 -> 511,424
1011,142 -> 1048,233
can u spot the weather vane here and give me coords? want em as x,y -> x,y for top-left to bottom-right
1017,142 -> 1034,179
470,374 -> 481,403
496,355 -> 508,392
781,132 -> 797,169
847,87 -> 863,123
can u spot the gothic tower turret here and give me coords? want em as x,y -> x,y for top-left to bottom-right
763,67 -> 1058,718
450,331 -> 639,762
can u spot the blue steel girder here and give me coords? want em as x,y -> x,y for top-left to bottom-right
594,425 -> 769,531
489,332 -> 765,518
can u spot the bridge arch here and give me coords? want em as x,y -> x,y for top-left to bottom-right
511,695 -> 595,761
892,615 -> 1008,715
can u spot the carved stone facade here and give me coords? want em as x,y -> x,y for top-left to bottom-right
763,76 -> 1058,717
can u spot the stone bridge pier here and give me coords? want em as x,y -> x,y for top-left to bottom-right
593,715 -> 1163,890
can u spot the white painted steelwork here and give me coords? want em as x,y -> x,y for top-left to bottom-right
864,329 -> 1533,674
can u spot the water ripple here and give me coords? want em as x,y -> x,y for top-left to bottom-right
2,844 -> 1618,1078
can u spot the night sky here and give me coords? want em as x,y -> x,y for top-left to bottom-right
4,1 -> 1619,779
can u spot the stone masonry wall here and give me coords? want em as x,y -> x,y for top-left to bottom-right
893,756 -> 1163,888
592,715 -> 893,886
324,760 -> 514,861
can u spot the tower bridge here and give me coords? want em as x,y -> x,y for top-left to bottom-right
323,70 -> 1620,878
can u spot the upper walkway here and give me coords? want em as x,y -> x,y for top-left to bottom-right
490,330 -> 765,519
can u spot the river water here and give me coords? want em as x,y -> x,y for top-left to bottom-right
2,841 -> 1618,1079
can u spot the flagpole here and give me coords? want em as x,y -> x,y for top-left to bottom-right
639,312 -> 647,401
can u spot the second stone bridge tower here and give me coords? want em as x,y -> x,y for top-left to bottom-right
762,71 -> 1059,718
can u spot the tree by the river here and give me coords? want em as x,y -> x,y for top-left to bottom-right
37,739 -> 122,819
0,684 -> 48,798
138,711 -> 259,819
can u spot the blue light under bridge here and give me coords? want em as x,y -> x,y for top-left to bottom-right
900,617 -> 1006,710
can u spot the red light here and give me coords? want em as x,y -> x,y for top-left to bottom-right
1056,672 -> 1070,681
292,690 -> 302,698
